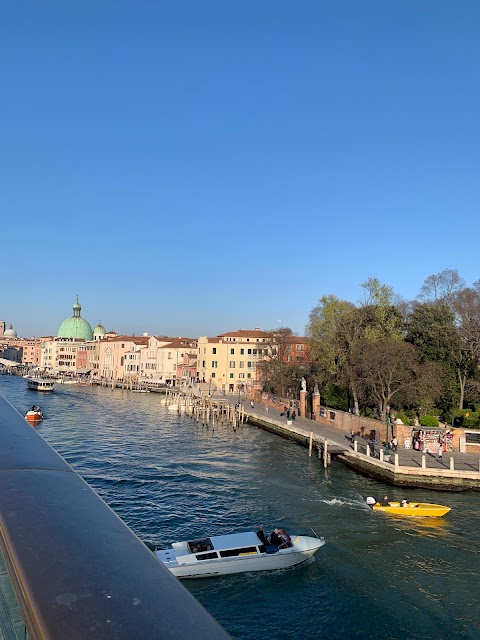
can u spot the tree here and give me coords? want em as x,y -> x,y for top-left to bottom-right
307,281 -> 403,415
405,303 -> 460,364
358,339 -> 440,420
417,269 -> 465,308
259,327 -> 306,398
306,296 -> 364,413
405,302 -> 461,413
360,277 -> 404,341
452,286 -> 480,409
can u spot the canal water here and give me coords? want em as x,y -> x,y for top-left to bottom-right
1,376 -> 479,640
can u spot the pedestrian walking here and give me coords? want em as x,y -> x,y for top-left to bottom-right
437,443 -> 443,462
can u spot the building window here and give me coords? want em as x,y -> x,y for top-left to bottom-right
239,373 -> 245,378
211,372 -> 216,378
247,349 -> 252,355
229,361 -> 235,368
168,352 -> 172,359
296,344 -> 305,351
212,361 -> 217,368
230,348 -> 235,355
247,373 -> 251,378
229,373 -> 234,378
240,348 -> 244,355
212,347 -> 216,354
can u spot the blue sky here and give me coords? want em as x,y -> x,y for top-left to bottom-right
2,1 -> 479,339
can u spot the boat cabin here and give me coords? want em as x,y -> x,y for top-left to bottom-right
180,532 -> 270,562
27,378 -> 55,392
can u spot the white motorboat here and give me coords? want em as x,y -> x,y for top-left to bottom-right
155,530 -> 325,579
27,378 -> 55,392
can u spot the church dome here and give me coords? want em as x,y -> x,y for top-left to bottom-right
93,323 -> 106,335
4,323 -> 17,338
57,297 -> 93,341
93,323 -> 106,340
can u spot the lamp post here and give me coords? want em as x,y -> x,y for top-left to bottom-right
385,405 -> 391,456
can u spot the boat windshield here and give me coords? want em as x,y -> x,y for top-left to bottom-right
188,538 -> 213,553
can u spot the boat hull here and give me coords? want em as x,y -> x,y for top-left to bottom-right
373,502 -> 450,517
25,411 -> 43,425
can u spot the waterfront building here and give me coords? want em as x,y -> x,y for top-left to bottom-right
0,344 -> 22,363
97,335 -> 150,380
176,350 -> 198,385
18,339 -> 42,366
138,336 -> 197,386
198,329 -> 272,394
282,335 -> 311,364
40,337 -> 88,373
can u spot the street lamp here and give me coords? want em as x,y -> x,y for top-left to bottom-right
385,405 -> 391,456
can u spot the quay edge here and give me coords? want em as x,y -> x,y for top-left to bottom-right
339,452 -> 480,492
245,414 -> 480,492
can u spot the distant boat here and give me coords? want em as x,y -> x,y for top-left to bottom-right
25,407 -> 44,424
27,378 -> 55,392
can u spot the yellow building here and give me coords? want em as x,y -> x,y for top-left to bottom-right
197,329 -> 272,394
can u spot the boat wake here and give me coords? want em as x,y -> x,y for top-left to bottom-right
320,497 -> 367,509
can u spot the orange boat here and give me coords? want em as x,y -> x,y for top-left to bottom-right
25,407 -> 44,425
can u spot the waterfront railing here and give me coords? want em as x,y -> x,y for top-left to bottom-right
0,394 -> 230,640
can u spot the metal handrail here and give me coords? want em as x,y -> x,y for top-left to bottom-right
0,394 -> 230,640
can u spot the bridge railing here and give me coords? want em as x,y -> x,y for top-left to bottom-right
0,395 -> 230,640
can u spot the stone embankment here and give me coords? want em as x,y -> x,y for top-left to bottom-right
239,400 -> 480,492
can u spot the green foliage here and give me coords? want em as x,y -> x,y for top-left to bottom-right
419,415 -> 439,427
463,416 -> 480,428
405,303 -> 460,364
455,409 -> 480,428
320,385 -> 349,411
393,412 -> 412,426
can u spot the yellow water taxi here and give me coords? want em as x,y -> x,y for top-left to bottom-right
366,497 -> 450,517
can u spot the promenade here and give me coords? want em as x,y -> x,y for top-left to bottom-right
218,394 -> 480,491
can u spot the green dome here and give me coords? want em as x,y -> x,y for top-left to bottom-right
57,298 -> 93,341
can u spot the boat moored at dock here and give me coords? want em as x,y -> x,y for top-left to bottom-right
155,530 -> 325,578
